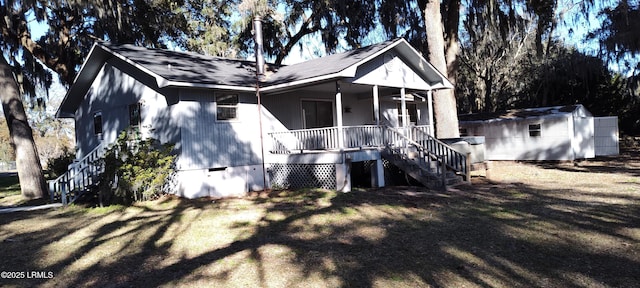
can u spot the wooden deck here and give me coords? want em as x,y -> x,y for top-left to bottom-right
267,125 -> 471,185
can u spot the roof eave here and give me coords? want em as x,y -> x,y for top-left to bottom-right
161,81 -> 257,92
99,44 -> 169,89
261,71 -> 351,93
342,38 -> 454,90
56,43 -> 102,118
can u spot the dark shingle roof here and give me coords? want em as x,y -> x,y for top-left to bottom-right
59,38 -> 452,117
266,40 -> 396,85
103,44 -> 259,87
101,39 -> 398,87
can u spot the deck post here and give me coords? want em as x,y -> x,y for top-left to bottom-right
373,85 -> 380,126
400,87 -> 407,130
371,158 -> 385,188
400,87 -> 408,148
335,81 -> 344,149
427,89 -> 434,136
336,156 -> 352,192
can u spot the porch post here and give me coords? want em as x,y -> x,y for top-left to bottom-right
371,158 -> 385,188
335,81 -> 344,149
400,87 -> 407,136
427,89 -> 434,136
335,81 -> 350,192
373,85 -> 380,126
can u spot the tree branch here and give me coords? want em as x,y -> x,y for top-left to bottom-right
275,10 -> 321,65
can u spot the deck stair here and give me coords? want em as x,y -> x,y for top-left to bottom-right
382,127 -> 469,190
48,144 -> 105,205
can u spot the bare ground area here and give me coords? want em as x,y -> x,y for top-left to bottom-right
0,148 -> 638,287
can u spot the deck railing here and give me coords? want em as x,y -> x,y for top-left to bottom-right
383,126 -> 447,184
268,125 -> 440,154
48,144 -> 105,204
343,125 -> 385,148
269,125 -> 385,153
410,126 -> 469,180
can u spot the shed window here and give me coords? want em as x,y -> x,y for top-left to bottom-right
529,123 -> 541,137
216,94 -> 238,121
129,103 -> 141,126
93,112 -> 103,136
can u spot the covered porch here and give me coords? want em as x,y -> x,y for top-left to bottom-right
256,38 -> 465,192
264,122 -> 470,193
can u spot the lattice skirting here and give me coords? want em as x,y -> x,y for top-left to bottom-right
268,163 -> 336,190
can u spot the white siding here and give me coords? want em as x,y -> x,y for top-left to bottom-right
350,54 -> 432,90
176,165 -> 265,198
173,89 -> 291,198
75,63 -> 170,158
463,116 -> 578,160
176,90 -> 266,170
594,116 -> 619,156
572,116 -> 595,159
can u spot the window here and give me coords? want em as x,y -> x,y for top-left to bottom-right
93,112 -> 103,136
216,94 -> 238,121
397,103 -> 418,124
302,100 -> 333,128
459,128 -> 468,137
529,123 -> 541,137
129,103 -> 141,126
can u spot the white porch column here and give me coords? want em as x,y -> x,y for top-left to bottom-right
335,81 -> 350,192
427,89 -> 434,136
400,87 -> 407,136
335,81 -> 344,149
373,85 -> 380,126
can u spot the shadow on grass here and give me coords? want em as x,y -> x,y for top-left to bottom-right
1,173 -> 639,287
531,147 -> 640,178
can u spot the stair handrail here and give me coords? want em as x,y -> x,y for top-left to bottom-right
48,143 -> 106,204
383,127 -> 447,185
410,127 -> 468,178
384,126 -> 430,152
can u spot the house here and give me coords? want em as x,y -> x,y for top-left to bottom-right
50,38 -> 470,201
458,105 -> 619,161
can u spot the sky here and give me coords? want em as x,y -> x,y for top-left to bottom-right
22,1 -> 636,95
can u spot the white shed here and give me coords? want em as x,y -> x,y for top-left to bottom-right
458,105 -> 619,161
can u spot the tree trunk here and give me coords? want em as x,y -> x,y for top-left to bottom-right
444,0 -> 461,84
424,0 -> 460,139
0,56 -> 48,199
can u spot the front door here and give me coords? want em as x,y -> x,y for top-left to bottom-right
302,100 -> 334,128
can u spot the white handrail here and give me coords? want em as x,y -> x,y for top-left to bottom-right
269,125 -> 385,153
48,143 -> 105,204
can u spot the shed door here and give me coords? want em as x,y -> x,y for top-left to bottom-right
302,100 -> 333,128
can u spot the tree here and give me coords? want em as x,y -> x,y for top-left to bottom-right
0,56 -> 47,198
457,0 -> 536,113
234,0 -> 377,65
590,0 -> 640,73
182,0 -> 237,57
423,0 -> 461,138
0,116 -> 16,163
1,0 -> 192,199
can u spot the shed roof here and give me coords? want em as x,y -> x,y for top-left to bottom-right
458,105 -> 592,122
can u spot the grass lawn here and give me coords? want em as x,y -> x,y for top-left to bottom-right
0,149 -> 638,287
